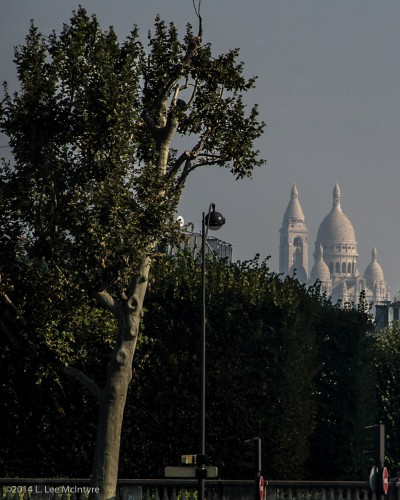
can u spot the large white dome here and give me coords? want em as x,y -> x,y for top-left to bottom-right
316,184 -> 356,243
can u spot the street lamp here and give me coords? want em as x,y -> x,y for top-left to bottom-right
198,203 -> 225,500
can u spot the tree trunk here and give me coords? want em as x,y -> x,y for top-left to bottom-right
91,338 -> 134,500
91,258 -> 150,500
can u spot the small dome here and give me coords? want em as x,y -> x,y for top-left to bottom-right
365,247 -> 385,284
289,245 -> 307,282
317,184 -> 356,243
310,243 -> 331,283
283,184 -> 305,222
289,262 -> 308,282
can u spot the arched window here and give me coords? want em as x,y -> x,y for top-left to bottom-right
336,262 -> 340,273
329,262 -> 334,273
347,263 -> 351,273
293,236 -> 303,247
342,262 -> 346,273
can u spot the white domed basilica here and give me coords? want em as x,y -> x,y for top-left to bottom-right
279,184 -> 390,305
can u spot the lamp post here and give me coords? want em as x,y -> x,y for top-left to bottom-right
198,203 -> 225,500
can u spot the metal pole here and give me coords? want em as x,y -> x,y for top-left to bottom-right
199,212 -> 206,500
201,212 -> 206,455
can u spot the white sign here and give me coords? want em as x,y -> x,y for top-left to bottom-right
164,466 -> 218,479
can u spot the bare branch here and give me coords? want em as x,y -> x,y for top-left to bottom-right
193,156 -> 223,167
171,84 -> 180,106
192,0 -> 203,39
168,150 -> 193,180
193,0 -> 199,17
176,153 -> 225,188
168,122 -> 213,183
186,79 -> 198,108
0,288 -> 27,326
176,160 -> 198,188
62,365 -> 102,402
191,125 -> 213,157
1,291 -> 19,315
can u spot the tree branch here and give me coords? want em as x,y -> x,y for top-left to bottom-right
171,84 -> 180,106
126,256 -> 151,305
62,365 -> 102,402
0,288 -> 28,327
176,160 -> 198,188
142,110 -> 159,141
1,291 -> 19,315
167,151 -> 193,181
0,320 -> 18,346
175,153 -> 225,188
156,18 -> 203,113
94,290 -> 122,316
143,13 -> 203,147
168,121 -> 213,182
186,79 -> 198,108
192,0 -> 203,39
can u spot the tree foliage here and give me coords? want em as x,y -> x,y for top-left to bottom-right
0,248 -> 377,480
309,301 -> 376,479
0,7 -> 382,485
120,253 -> 374,480
372,321 -> 400,474
119,253 -> 317,479
0,8 -> 265,495
0,6 -> 265,348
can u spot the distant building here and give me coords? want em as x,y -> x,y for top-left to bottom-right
168,226 -> 233,262
374,292 -> 400,330
279,184 -> 390,306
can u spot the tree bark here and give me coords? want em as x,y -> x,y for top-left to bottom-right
91,257 -> 150,500
91,342 -> 133,500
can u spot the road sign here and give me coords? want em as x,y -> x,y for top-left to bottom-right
382,467 -> 389,495
164,466 -> 218,478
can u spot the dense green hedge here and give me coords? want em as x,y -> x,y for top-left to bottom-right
0,252 -> 387,480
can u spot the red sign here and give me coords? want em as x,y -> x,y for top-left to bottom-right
259,476 -> 265,500
382,467 -> 389,495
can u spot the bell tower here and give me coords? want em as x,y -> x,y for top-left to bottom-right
279,184 -> 308,281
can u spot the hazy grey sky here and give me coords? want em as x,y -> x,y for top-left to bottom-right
2,1 -> 400,295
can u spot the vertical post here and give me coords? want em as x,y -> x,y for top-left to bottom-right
366,423 -> 386,499
197,203 -> 224,500
376,423 -> 386,500
199,212 -> 206,500
201,212 -> 206,457
376,423 -> 385,469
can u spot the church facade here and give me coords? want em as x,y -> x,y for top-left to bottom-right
279,184 -> 390,305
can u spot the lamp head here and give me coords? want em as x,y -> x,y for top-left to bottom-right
205,204 -> 225,231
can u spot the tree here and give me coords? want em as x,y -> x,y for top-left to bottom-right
372,321 -> 400,474
0,305 -> 115,477
0,7 -> 265,498
309,301 -> 376,479
121,254 -> 319,479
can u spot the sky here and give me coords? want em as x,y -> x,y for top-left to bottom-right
1,0 -> 400,295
